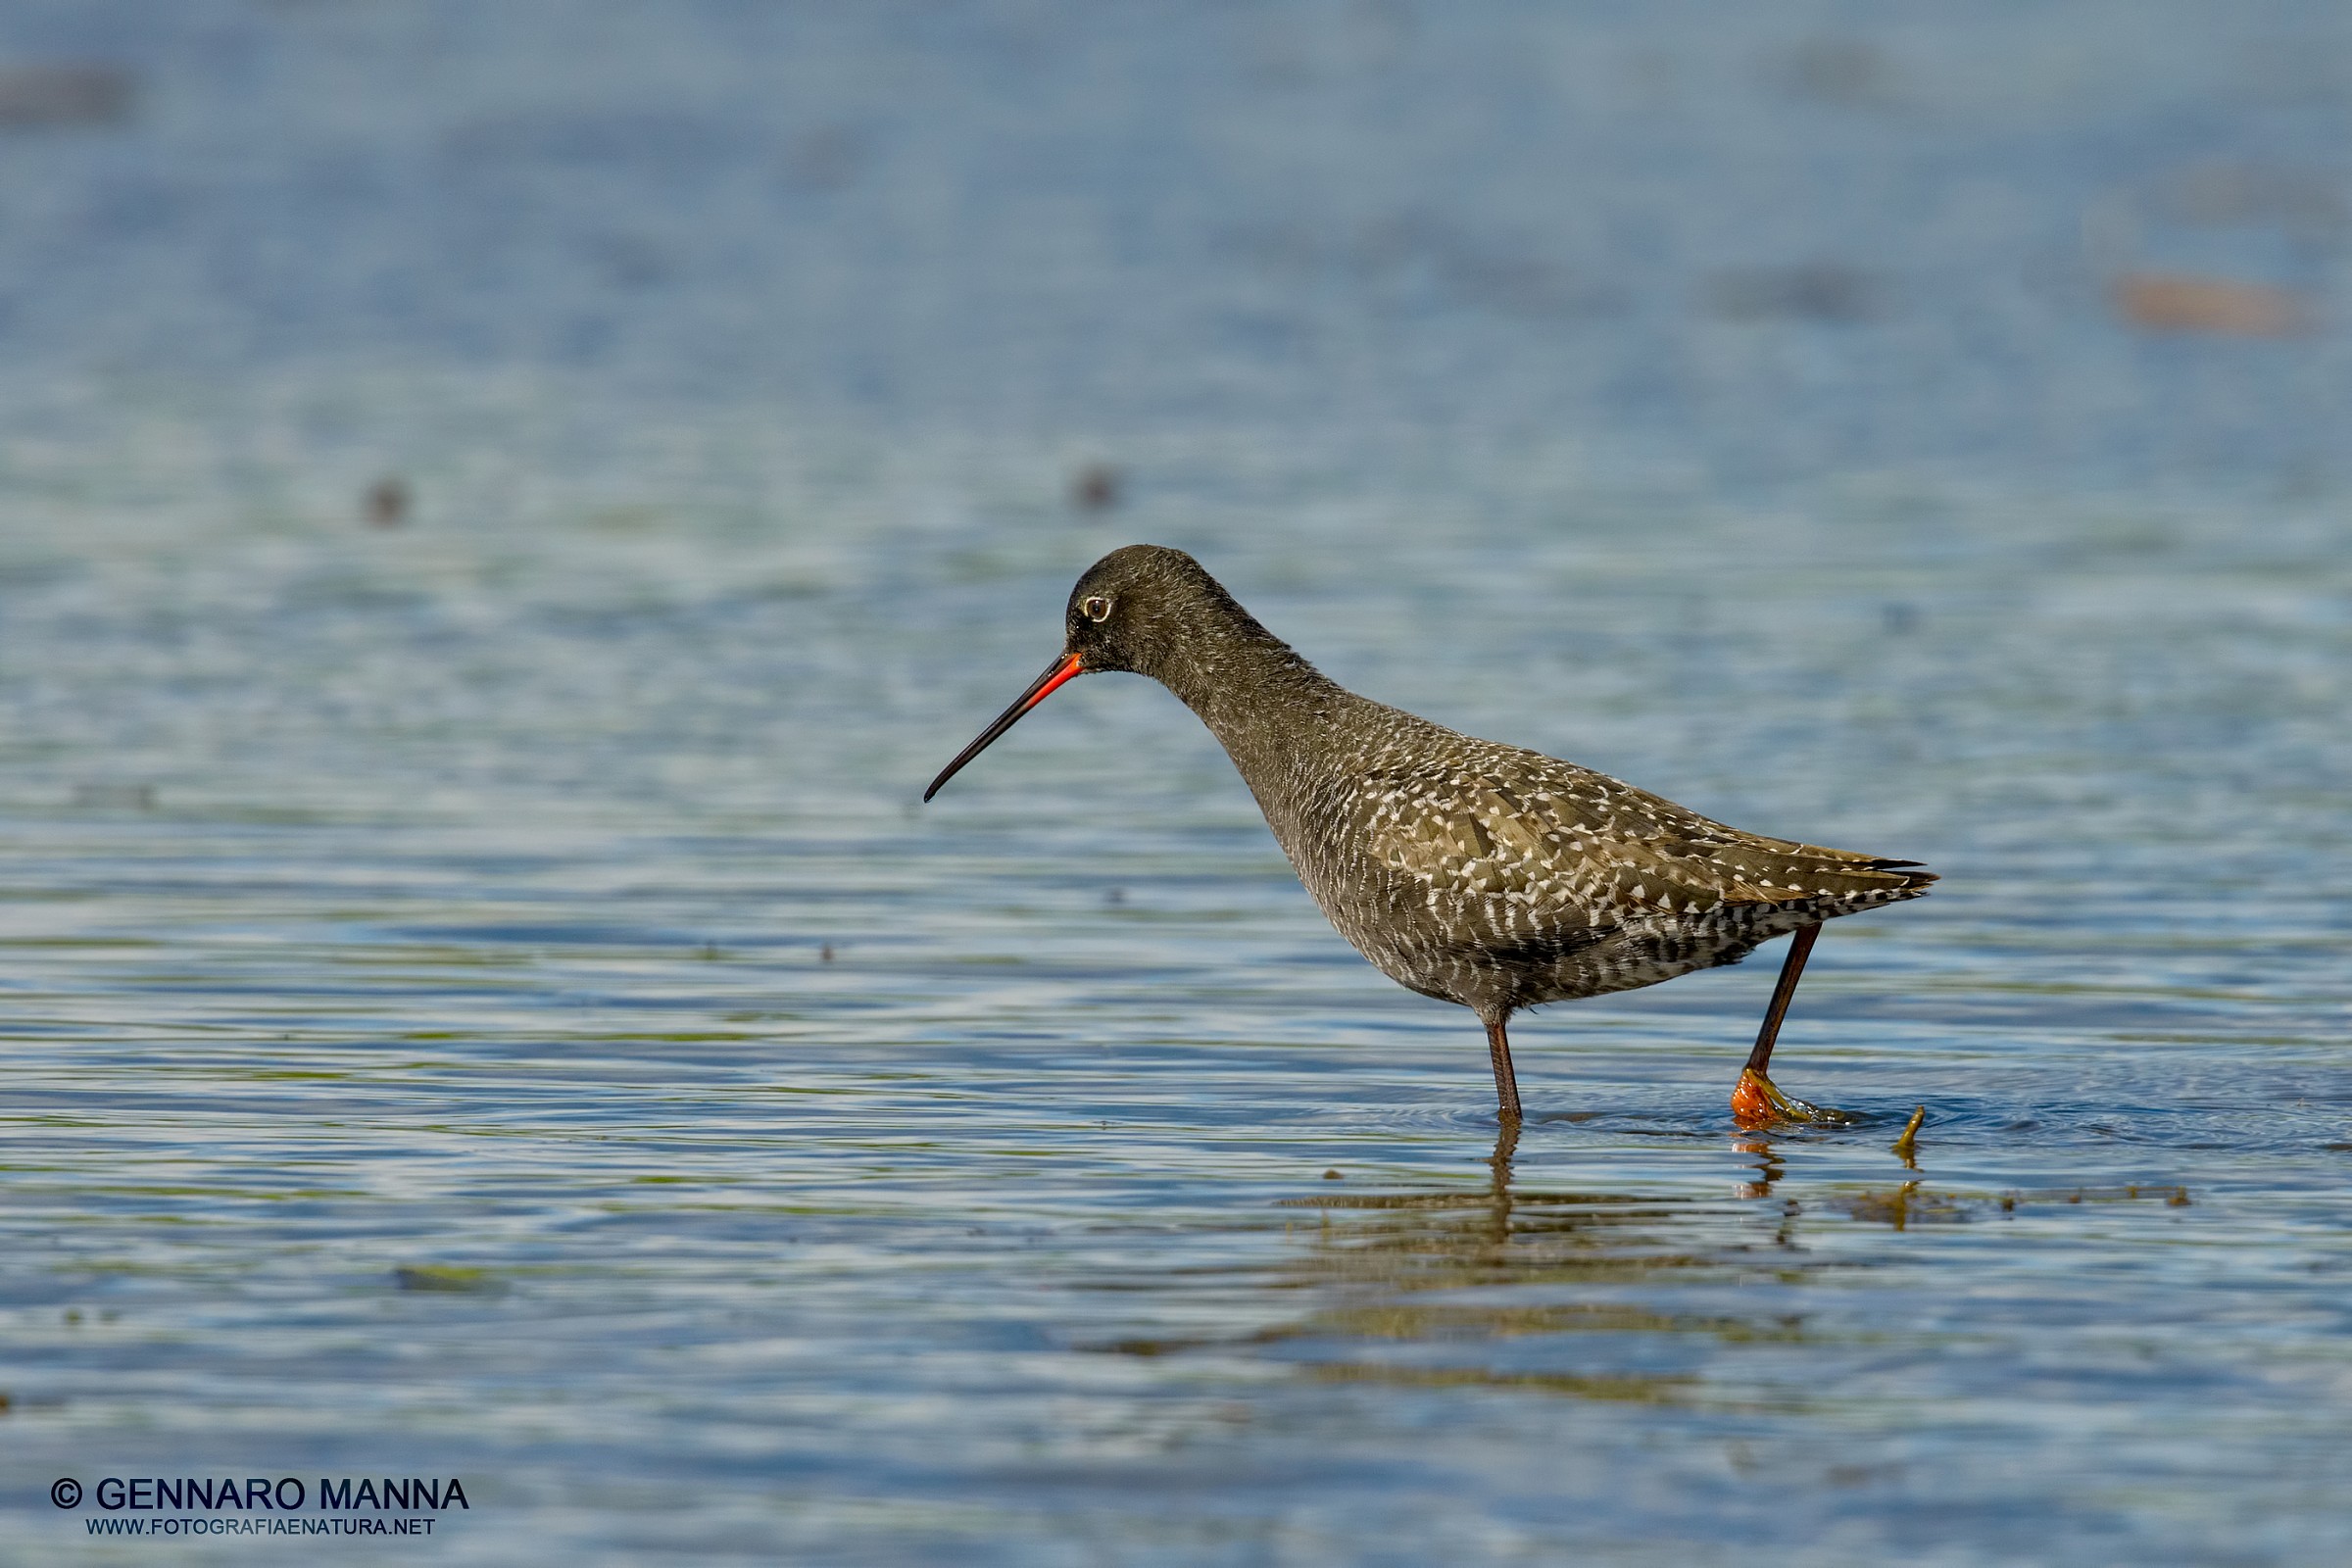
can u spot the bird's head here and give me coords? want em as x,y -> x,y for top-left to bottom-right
924,545 -> 1258,801
1059,544 -> 1251,680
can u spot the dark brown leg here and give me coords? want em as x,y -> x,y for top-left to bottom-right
1745,921 -> 1820,1077
1732,923 -> 1830,1125
1484,1012 -> 1523,1125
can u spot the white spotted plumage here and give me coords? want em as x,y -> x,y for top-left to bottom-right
1053,548 -> 1936,1030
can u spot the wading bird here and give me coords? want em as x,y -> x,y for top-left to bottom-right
925,546 -> 1933,1126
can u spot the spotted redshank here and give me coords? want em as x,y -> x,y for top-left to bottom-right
925,546 -> 1934,1126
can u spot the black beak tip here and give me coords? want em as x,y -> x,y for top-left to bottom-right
922,650 -> 1084,807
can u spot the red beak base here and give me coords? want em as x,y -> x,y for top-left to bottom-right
922,651 -> 1085,801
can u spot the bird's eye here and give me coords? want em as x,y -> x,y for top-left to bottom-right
1083,595 -> 1112,622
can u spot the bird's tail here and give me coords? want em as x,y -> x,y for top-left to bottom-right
1715,842 -> 1936,909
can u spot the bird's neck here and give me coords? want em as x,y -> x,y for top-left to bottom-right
1148,623 -> 1356,778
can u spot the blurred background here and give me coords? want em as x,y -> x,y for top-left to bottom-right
2,4 -> 2349,1565
0,2 -> 2347,488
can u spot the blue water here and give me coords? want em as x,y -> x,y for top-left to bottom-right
2,4 -> 2349,1563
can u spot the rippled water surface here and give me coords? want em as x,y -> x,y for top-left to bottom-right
4,4 -> 2351,1563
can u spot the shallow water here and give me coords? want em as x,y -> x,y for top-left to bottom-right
4,4 -> 2352,1564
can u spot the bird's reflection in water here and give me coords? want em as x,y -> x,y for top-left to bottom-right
1272,1122 -> 1799,1292
1732,1133 -> 1786,1200
1102,1126 -> 2201,1398
1107,1125 -> 1814,1402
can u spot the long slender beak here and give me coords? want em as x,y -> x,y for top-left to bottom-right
922,651 -> 1085,802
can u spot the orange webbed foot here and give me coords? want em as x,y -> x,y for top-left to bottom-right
1732,1067 -> 1850,1128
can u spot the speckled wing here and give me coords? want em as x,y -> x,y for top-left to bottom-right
1353,754 -> 1931,925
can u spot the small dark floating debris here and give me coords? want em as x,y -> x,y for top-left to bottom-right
780,123 -> 865,190
1782,38 -> 1898,107
1706,263 -> 1879,322
72,782 -> 155,809
0,64 -> 134,127
1070,463 -> 1121,514
818,944 -> 835,962
366,476 -> 411,527
1322,1169 -> 1344,1181
393,1265 -> 505,1295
